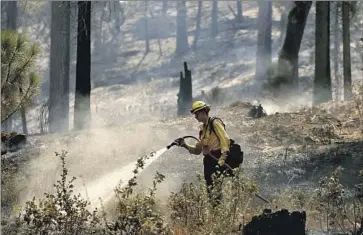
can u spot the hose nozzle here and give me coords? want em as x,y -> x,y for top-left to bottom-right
166,136 -> 200,150
166,141 -> 177,149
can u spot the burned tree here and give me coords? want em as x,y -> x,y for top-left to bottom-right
177,62 -> 193,115
255,1 -> 272,82
175,0 -> 189,56
144,0 -> 150,54
3,1 -> 18,133
191,1 -> 202,51
333,2 -> 341,100
279,2 -> 293,46
49,1 -> 71,133
162,0 -> 168,16
271,1 -> 312,92
242,209 -> 306,235
74,1 -> 91,130
236,0 -> 243,24
313,1 -> 332,105
210,0 -> 218,38
342,1 -> 352,100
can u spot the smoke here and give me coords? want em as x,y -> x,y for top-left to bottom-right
11,1 -> 363,219
15,81 -> 193,208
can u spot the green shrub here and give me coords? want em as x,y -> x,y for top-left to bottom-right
5,150 -> 172,235
11,151 -> 100,234
168,168 -> 259,234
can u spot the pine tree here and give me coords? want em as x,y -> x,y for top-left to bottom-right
1,30 -> 41,123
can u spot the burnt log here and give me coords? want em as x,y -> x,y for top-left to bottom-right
242,209 -> 306,235
1,132 -> 27,155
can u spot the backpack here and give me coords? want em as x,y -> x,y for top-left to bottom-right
208,117 -> 244,169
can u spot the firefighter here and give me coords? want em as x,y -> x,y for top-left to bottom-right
175,101 -> 231,206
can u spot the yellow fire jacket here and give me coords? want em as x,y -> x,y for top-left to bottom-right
186,117 -> 230,156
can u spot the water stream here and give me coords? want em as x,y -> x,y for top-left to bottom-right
79,147 -> 168,208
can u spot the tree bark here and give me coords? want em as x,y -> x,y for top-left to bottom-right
236,0 -> 243,24
175,0 -> 188,56
333,2 -> 340,100
255,1 -> 272,82
162,0 -> 167,16
114,1 -> 123,34
49,1 -> 71,133
192,1 -> 202,51
21,107 -> 28,134
144,0 -> 150,54
342,1 -> 352,100
6,1 -> 17,30
211,0 -> 218,38
3,1 -> 18,133
177,62 -> 193,115
279,2 -> 292,47
313,1 -> 332,105
74,1 -> 91,130
94,4 -> 105,55
276,1 -> 312,91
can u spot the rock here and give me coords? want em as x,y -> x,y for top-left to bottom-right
241,209 -> 306,235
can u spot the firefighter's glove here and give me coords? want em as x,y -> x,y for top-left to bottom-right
174,138 -> 186,147
218,154 -> 227,167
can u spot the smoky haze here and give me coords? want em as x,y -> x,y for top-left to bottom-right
6,1 -> 301,213
4,1 -> 363,218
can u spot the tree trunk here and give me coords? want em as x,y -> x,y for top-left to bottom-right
114,1 -> 123,34
21,107 -> 28,134
49,1 -> 71,133
16,0 -> 28,134
279,2 -> 292,47
313,1 -> 332,105
6,1 -> 17,30
144,0 -> 150,54
342,1 -> 352,100
4,1 -> 18,133
74,1 -> 91,130
175,0 -> 188,56
211,0 -> 218,38
177,62 -> 193,115
275,1 -> 312,92
162,0 -> 167,16
255,1 -> 272,82
94,5 -> 104,55
333,2 -> 340,100
236,0 -> 243,24
192,1 -> 202,51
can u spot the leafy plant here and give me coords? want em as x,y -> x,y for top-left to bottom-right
14,151 -> 100,235
108,151 -> 171,234
168,168 -> 259,234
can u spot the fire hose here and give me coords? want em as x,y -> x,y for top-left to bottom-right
167,136 -> 270,204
